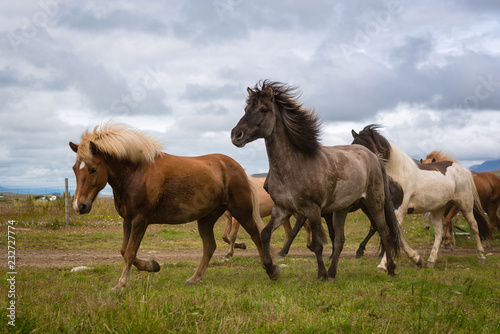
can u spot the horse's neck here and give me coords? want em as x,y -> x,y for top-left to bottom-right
265,120 -> 309,179
105,158 -> 141,195
386,144 -> 417,182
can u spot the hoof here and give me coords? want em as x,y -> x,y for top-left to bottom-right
151,260 -> 161,272
225,253 -> 233,259
416,257 -> 424,268
387,262 -> 396,276
185,278 -> 201,286
111,285 -> 125,292
267,264 -> 280,281
235,243 -> 247,250
426,261 -> 435,268
478,257 -> 486,264
355,251 -> 364,259
377,265 -> 387,272
276,251 -> 286,259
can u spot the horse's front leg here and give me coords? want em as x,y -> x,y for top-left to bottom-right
277,214 -> 306,258
115,219 -> 151,290
261,206 -> 290,280
378,209 -> 422,271
303,206 -> 328,280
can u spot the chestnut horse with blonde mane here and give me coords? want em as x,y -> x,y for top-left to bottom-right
423,150 -> 500,248
70,122 -> 266,290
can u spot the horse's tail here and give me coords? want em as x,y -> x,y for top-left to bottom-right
381,163 -> 401,257
467,171 -> 492,241
246,173 -> 265,233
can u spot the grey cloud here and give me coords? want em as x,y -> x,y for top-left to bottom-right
181,83 -> 243,102
57,6 -> 167,34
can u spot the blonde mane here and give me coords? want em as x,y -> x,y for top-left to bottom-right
424,150 -> 458,163
76,122 -> 164,164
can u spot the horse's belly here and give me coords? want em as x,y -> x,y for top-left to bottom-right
407,187 -> 454,213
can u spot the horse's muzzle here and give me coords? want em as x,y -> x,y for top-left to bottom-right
231,128 -> 247,147
73,198 -> 93,214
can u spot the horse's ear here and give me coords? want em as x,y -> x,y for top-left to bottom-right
351,130 -> 358,138
432,158 -> 436,163
69,142 -> 78,153
247,87 -> 254,96
420,159 -> 423,163
265,86 -> 274,102
89,141 -> 99,156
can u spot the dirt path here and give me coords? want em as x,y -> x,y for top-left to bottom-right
17,244 -> 500,269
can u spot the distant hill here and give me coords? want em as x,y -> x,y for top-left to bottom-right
251,173 -> 268,178
470,159 -> 500,173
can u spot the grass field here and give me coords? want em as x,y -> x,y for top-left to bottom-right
1,196 -> 500,333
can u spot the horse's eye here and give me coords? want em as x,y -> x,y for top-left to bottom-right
89,168 -> 97,175
261,109 -> 268,113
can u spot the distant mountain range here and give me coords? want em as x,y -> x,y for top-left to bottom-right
0,186 -> 63,196
469,159 -> 500,173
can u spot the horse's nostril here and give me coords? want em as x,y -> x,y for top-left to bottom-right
236,131 -> 244,140
78,203 -> 87,213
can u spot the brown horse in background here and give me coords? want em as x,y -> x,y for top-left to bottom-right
70,122 -> 266,290
423,150 -> 500,248
221,177 -> 313,258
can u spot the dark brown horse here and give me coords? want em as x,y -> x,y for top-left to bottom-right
70,122 -> 266,290
231,81 -> 400,280
422,150 -> 500,247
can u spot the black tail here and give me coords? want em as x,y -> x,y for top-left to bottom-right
473,204 -> 491,241
381,164 -> 401,257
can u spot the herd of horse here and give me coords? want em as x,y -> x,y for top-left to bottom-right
70,80 -> 499,290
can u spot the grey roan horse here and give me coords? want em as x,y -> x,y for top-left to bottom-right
231,80 -> 401,280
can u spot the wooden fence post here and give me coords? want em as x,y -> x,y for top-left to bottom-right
65,178 -> 69,227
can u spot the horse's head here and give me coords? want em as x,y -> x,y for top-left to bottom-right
420,157 -> 436,164
231,85 -> 277,147
351,124 -> 391,161
69,141 -> 108,214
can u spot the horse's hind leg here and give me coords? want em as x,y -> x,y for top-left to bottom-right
442,206 -> 459,251
327,210 -> 348,279
186,215 -> 219,285
115,219 -> 152,290
221,211 -> 232,245
462,209 -> 486,263
489,203 -> 500,235
230,218 -> 247,250
427,210 -> 445,267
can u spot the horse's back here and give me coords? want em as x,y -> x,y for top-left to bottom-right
145,153 -> 250,223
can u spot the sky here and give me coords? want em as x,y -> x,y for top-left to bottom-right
1,0 -> 500,195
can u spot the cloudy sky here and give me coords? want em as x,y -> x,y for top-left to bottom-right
1,0 -> 499,194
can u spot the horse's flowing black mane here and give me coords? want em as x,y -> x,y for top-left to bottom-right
248,80 -> 322,156
352,124 -> 392,162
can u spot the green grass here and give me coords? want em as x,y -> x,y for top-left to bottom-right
1,197 -> 500,333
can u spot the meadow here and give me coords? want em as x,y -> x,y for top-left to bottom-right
1,196 -> 499,333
